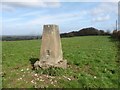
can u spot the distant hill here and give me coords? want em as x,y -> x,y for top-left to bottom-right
2,27 -> 111,41
60,27 -> 110,38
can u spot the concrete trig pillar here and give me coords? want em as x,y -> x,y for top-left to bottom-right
34,24 -> 67,69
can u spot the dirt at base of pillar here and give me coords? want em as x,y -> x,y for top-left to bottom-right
34,60 -> 67,70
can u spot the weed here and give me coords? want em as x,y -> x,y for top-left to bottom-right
35,67 -> 65,76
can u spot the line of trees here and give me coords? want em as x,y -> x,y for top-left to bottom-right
2,36 -> 41,41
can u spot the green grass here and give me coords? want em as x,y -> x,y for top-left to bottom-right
2,36 -> 119,88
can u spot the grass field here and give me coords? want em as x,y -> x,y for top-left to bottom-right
2,36 -> 119,88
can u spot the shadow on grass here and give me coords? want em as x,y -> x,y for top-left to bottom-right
29,58 -> 39,70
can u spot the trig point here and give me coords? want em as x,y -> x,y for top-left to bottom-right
34,24 -> 67,69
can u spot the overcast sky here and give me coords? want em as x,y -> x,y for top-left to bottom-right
0,0 -> 119,35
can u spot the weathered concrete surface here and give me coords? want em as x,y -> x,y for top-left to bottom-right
34,24 -> 67,69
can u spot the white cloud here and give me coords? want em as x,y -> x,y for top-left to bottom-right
1,10 -> 89,35
3,10 -> 88,30
1,1 -> 118,35
3,17 -> 22,22
92,15 -> 110,22
89,2 -> 118,23
91,2 -> 118,16
0,21 -> 2,35
1,0 -> 60,2
25,11 -> 88,26
1,0 -> 61,12
2,0 -> 60,7
118,2 -> 120,16
20,11 -> 46,17
1,4 -> 15,12
100,0 -> 119,2
60,0 -> 119,2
